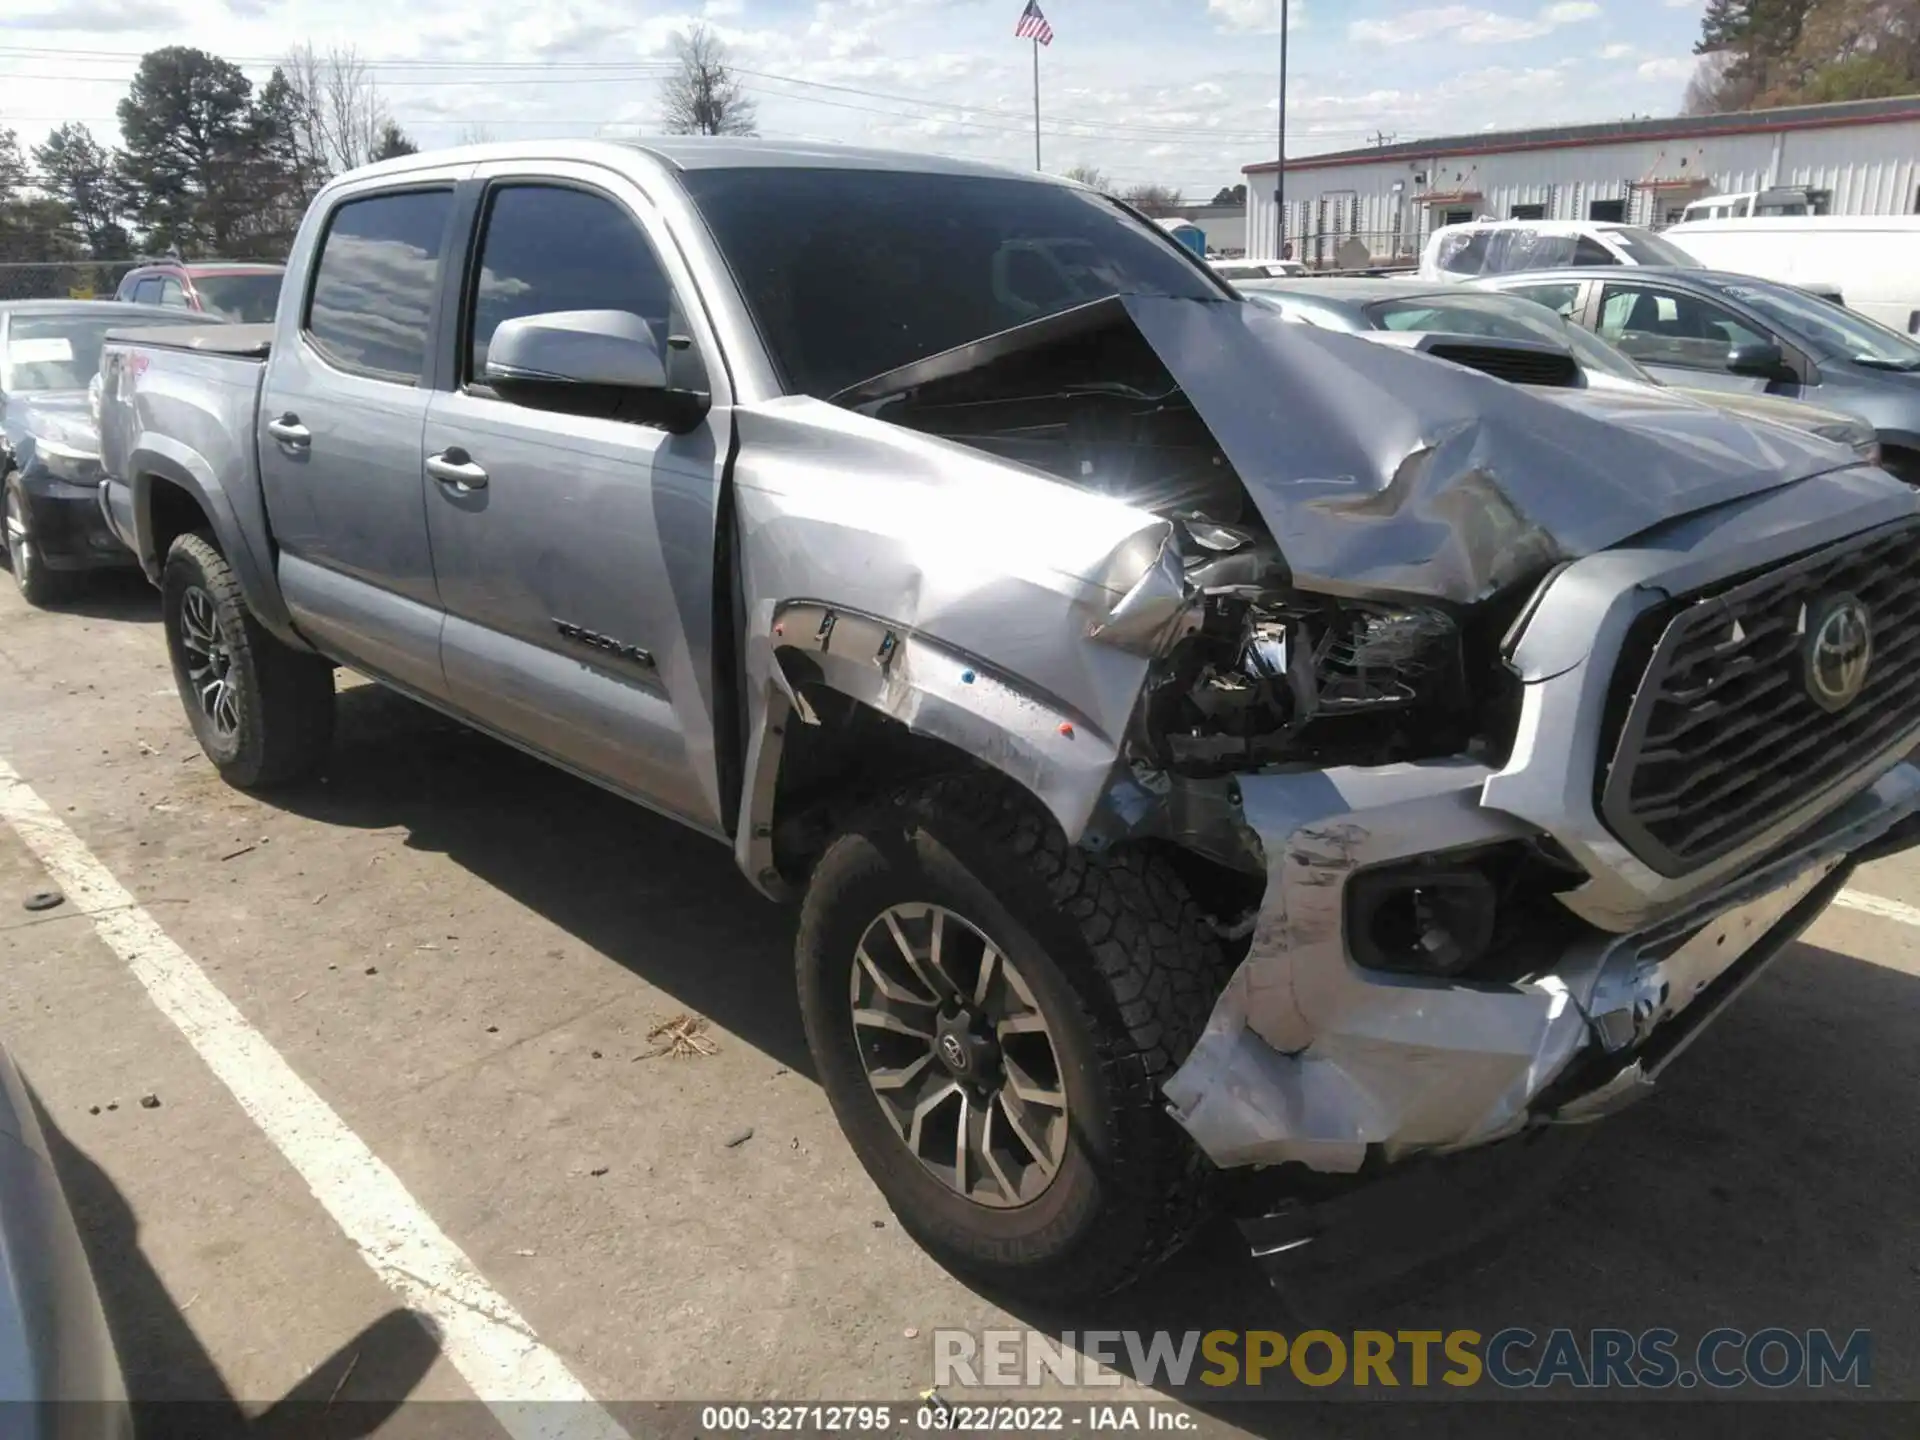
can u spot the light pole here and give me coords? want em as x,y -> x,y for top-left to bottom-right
1275,0 -> 1289,259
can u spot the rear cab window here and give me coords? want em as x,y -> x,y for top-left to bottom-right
304,188 -> 456,385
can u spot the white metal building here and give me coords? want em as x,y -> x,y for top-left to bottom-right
1240,94 -> 1920,267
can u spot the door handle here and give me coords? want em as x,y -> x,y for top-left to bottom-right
426,449 -> 489,491
266,414 -> 310,447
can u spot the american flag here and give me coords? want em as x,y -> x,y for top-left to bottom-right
1015,0 -> 1054,45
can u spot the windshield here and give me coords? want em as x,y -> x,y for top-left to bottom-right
3,314 -> 133,393
1716,278 -> 1920,370
679,167 -> 1227,398
191,273 -> 283,323
1608,229 -> 1702,267
1365,292 -> 1652,383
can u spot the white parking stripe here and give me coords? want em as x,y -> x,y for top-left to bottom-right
1833,888 -> 1920,929
0,757 -> 631,1440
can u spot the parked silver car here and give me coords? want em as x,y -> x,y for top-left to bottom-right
98,139 -> 1920,1298
1235,277 -> 1882,460
0,1042 -> 128,1435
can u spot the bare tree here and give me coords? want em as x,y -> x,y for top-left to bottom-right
1122,182 -> 1183,217
659,24 -> 758,137
456,123 -> 497,146
1680,50 -> 1756,114
280,44 -> 396,174
1062,163 -> 1112,193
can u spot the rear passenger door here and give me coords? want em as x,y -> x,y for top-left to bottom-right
258,178 -> 464,699
420,165 -> 733,833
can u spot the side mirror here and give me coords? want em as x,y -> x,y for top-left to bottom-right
1726,339 -> 1789,379
483,310 -> 708,432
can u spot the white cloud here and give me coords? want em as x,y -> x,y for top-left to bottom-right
1349,2 -> 1600,46
1206,0 -> 1299,33
0,0 -> 1698,207
1600,42 -> 1634,59
1637,55 -> 1696,81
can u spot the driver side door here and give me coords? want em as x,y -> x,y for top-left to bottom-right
422,165 -> 734,834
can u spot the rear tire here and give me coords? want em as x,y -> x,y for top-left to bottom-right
5,473 -> 76,607
796,774 -> 1229,1301
162,531 -> 334,789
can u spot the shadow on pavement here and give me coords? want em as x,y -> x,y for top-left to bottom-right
36,1096 -> 457,1438
38,571 -> 161,624
269,683 -> 809,1075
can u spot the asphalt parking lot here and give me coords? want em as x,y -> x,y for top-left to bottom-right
2,573 -> 1919,1438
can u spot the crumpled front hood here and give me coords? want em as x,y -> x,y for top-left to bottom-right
1119,295 -> 1865,603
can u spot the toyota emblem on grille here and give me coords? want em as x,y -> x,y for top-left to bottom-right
1804,593 -> 1873,713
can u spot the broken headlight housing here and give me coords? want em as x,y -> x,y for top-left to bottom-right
1138,592 -> 1482,774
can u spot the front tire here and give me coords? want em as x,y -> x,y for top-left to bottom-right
162,531 -> 335,789
797,775 -> 1229,1301
5,473 -> 76,607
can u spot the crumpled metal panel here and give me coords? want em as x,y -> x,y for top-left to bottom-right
1163,756 -> 1920,1174
1115,294 -> 1865,604
724,397 -> 1177,888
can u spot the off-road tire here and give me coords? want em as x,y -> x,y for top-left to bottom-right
4,471 -> 76,607
797,773 -> 1231,1301
162,531 -> 334,789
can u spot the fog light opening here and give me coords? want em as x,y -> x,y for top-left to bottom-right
1350,868 -> 1499,978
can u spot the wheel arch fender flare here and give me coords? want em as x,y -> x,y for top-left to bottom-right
129,438 -> 306,649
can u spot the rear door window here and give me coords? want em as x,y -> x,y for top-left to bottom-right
305,188 -> 455,384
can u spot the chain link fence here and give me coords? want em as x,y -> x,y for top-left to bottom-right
1287,229 -> 1420,273
0,260 -> 147,304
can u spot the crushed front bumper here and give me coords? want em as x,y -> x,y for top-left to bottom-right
1165,759 -> 1920,1174
17,471 -> 134,571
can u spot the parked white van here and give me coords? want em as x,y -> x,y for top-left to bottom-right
1418,219 -> 1701,282
1663,215 -> 1920,334
1678,186 -> 1827,222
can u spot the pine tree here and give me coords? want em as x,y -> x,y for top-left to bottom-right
114,47 -> 259,254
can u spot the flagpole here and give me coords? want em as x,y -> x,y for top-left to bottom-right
1032,37 -> 1041,171
1276,0 -> 1289,258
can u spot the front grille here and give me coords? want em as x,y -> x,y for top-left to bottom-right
1601,519 -> 1920,875
1426,342 -> 1580,389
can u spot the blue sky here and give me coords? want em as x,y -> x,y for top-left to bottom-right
0,0 -> 1713,198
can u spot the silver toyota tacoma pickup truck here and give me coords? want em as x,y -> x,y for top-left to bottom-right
97,139 -> 1920,1300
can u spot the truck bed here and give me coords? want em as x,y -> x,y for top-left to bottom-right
104,322 -> 273,360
